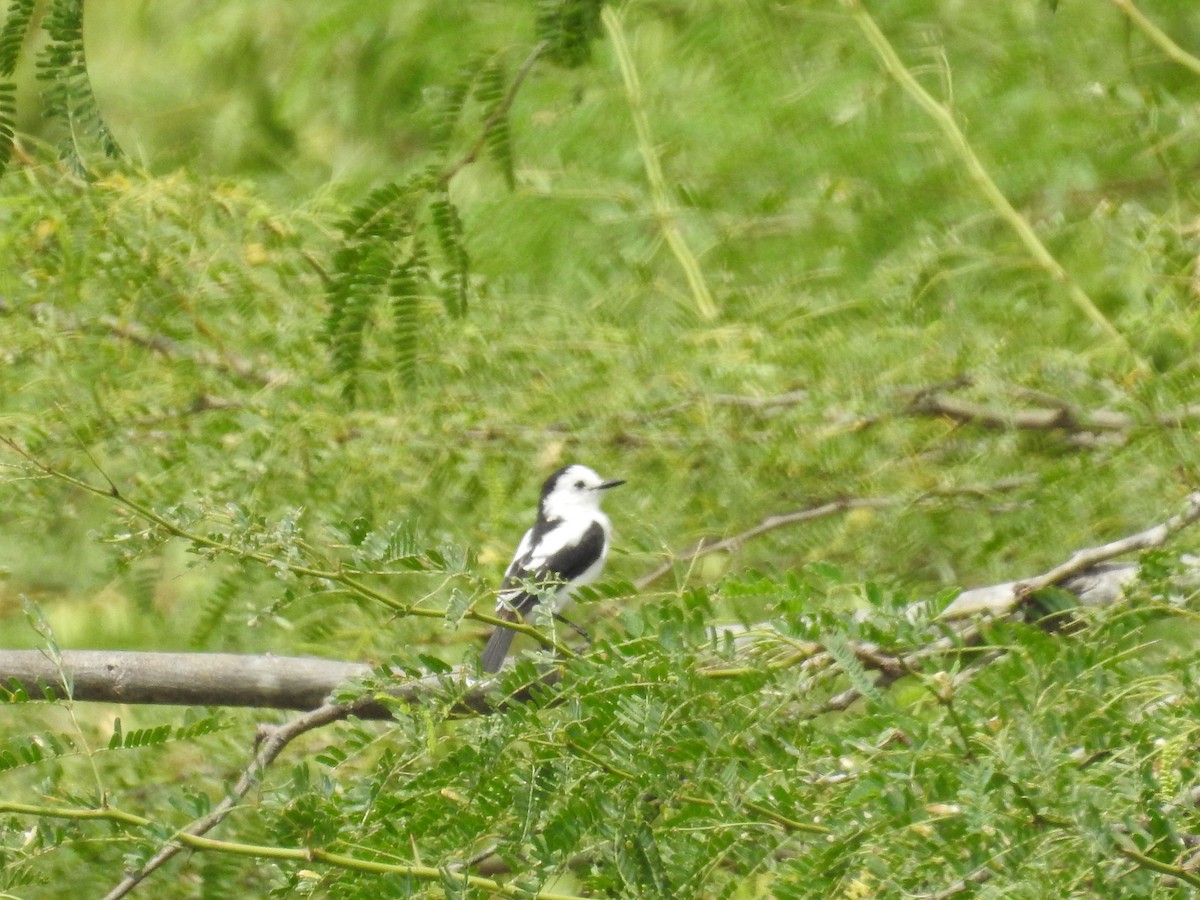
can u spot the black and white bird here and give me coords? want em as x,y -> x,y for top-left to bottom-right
480,464 -> 624,673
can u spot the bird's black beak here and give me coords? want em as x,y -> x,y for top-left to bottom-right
598,479 -> 625,490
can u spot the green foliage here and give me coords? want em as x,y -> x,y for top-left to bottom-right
429,190 -> 469,318
475,56 -> 515,189
0,80 -> 13,176
0,731 -> 77,773
535,0 -> 606,67
0,0 -> 35,76
323,171 -> 471,398
35,0 -> 121,170
0,0 -> 34,177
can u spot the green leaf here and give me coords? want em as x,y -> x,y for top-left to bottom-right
535,0 -> 605,68
822,631 -> 885,707
0,0 -> 36,78
429,194 -> 470,318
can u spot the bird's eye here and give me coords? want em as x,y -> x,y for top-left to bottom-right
575,480 -> 586,489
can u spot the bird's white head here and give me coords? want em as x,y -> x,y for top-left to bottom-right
539,464 -> 624,522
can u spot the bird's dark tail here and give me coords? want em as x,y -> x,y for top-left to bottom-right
480,626 -> 517,673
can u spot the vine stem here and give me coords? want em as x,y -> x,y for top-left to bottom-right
844,0 -> 1149,375
1109,0 -> 1200,78
0,799 -> 586,900
602,6 -> 718,321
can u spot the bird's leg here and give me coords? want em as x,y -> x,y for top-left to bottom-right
554,613 -> 591,646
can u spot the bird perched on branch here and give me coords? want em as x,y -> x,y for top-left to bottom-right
480,464 -> 624,673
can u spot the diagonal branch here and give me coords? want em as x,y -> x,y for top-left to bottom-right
815,492 -> 1200,713
1110,0 -> 1200,78
602,5 -> 717,320
843,0 -> 1148,373
0,298 -> 286,387
101,699 -> 372,899
1013,491 -> 1200,600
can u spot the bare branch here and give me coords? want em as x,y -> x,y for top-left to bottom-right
909,393 -> 1127,434
1014,491 -> 1200,599
0,650 -> 522,720
2,651 -> 376,716
641,389 -> 810,420
635,496 -> 896,590
816,493 -> 1200,713
943,491 -> 1200,618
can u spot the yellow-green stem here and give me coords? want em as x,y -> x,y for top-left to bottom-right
844,0 -> 1149,375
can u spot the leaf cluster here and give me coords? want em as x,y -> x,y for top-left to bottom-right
323,171 -> 470,400
0,0 -> 120,176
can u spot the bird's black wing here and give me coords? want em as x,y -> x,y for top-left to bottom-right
481,521 -> 606,673
499,520 -> 607,614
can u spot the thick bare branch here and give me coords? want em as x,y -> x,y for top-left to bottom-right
2,651 -> 377,716
0,650 -> 511,720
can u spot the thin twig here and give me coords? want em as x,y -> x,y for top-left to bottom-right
843,0 -> 1148,373
0,438 -> 574,658
637,389 -> 809,421
0,298 -> 285,387
636,497 -> 896,590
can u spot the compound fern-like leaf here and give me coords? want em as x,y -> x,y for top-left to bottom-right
433,56 -> 485,152
535,0 -> 605,68
476,57 -> 515,189
0,0 -> 36,77
36,0 -> 121,169
0,82 -> 13,178
390,242 -> 429,389
430,194 -> 469,318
